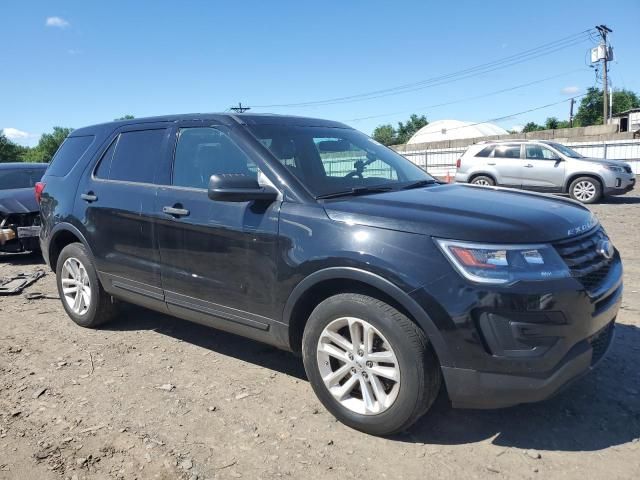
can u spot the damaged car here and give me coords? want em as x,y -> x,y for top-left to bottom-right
0,162 -> 47,253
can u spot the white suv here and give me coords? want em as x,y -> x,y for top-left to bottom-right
455,140 -> 635,203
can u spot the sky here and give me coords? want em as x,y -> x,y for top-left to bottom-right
2,0 -> 639,146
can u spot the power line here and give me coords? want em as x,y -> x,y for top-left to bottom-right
249,29 -> 596,109
439,94 -> 586,133
343,68 -> 587,122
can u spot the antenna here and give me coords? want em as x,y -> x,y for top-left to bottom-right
230,102 -> 251,113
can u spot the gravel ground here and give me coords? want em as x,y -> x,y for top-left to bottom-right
1,191 -> 639,480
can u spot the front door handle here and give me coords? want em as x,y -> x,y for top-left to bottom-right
163,206 -> 190,217
524,164 -> 534,168
80,192 -> 98,202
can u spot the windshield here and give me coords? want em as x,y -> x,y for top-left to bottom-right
547,142 -> 583,159
246,125 -> 434,197
0,168 -> 45,190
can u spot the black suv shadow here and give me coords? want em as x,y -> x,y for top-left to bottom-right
600,195 -> 640,204
105,306 -> 639,451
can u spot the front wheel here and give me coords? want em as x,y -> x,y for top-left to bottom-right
302,294 -> 441,436
569,176 -> 602,204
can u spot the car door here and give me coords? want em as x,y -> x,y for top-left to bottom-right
521,144 -> 566,191
154,123 -> 282,337
488,144 -> 524,187
76,123 -> 171,311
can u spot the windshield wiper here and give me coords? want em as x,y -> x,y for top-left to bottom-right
316,186 -> 394,200
400,179 -> 439,190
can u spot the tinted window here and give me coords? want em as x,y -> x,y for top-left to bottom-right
0,169 -> 45,190
172,127 -> 257,189
47,135 -> 95,176
475,145 -> 494,157
94,137 -> 118,179
108,129 -> 166,183
493,145 -> 521,159
525,145 -> 560,160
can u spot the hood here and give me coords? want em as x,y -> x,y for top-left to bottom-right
323,184 -> 596,243
578,157 -> 630,168
0,188 -> 39,216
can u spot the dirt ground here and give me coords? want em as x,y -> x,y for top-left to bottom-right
1,191 -> 639,480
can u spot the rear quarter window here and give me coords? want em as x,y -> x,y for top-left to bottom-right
46,135 -> 96,177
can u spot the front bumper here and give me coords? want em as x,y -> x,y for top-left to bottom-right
411,251 -> 623,409
604,174 -> 635,195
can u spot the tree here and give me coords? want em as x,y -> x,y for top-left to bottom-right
0,131 -> 28,162
522,122 -> 544,133
21,127 -> 74,163
115,115 -> 135,120
372,124 -> 396,146
544,117 -> 560,130
574,87 -> 640,127
395,114 -> 428,144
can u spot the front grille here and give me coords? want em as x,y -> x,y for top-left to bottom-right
554,228 -> 612,291
589,322 -> 614,366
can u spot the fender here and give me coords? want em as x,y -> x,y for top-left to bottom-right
563,172 -> 607,193
282,267 -> 452,365
46,222 -> 96,268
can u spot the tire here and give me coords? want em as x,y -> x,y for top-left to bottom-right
569,176 -> 602,204
302,293 -> 441,436
470,175 -> 495,186
55,242 -> 117,328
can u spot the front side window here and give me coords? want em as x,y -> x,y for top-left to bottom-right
493,145 -> 521,159
526,145 -> 560,160
546,142 -> 583,158
246,125 -> 432,197
172,127 -> 257,189
97,129 -> 165,183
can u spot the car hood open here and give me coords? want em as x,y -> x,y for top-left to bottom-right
323,184 -> 596,243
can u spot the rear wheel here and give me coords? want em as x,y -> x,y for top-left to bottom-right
56,243 -> 117,328
302,293 -> 441,436
569,176 -> 602,204
470,175 -> 495,186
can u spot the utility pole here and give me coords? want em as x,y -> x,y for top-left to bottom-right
569,97 -> 575,128
595,25 -> 612,125
230,102 -> 251,113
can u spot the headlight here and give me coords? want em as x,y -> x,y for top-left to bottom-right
603,164 -> 625,173
435,239 -> 570,284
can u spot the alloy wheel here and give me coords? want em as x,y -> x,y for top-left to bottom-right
316,317 -> 400,415
473,178 -> 491,186
573,180 -> 596,202
61,257 -> 92,315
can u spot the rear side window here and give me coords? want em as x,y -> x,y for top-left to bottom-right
475,146 -> 494,157
97,129 -> 166,183
47,135 -> 95,176
493,145 -> 521,159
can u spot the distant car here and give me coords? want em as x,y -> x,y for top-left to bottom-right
455,140 -> 635,203
0,162 -> 47,253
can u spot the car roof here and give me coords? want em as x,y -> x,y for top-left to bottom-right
70,113 -> 351,137
476,139 -> 561,145
0,162 -> 48,170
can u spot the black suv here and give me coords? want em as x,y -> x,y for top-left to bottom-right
39,114 -> 622,435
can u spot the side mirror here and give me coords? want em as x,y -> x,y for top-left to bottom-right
208,174 -> 278,203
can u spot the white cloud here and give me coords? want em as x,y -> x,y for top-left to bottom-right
46,16 -> 70,28
2,128 -> 38,146
561,86 -> 580,95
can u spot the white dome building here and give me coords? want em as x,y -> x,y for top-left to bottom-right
407,119 -> 508,144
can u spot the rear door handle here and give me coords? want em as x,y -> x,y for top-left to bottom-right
524,164 -> 534,168
163,206 -> 190,217
80,192 -> 98,202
